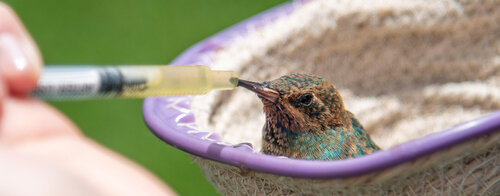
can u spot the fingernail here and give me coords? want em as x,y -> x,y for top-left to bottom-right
0,33 -> 30,73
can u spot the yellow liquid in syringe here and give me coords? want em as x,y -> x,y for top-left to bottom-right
118,65 -> 238,98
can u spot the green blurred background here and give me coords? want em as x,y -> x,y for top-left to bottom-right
2,0 -> 287,195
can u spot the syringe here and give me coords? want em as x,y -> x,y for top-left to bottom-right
32,65 -> 239,100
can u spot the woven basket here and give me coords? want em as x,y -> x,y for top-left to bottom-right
143,0 -> 500,195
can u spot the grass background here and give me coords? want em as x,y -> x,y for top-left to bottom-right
3,0 -> 287,195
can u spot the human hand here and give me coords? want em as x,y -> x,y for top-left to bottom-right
0,3 -> 176,195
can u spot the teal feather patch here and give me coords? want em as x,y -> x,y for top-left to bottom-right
256,73 -> 380,160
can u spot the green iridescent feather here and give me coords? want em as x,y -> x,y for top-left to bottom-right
257,73 -> 380,160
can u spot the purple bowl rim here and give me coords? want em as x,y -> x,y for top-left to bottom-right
143,1 -> 500,179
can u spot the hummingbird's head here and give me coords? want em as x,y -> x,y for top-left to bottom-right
239,73 -> 348,133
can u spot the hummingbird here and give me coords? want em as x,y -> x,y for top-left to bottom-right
238,73 -> 380,160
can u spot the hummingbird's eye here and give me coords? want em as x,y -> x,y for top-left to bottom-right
297,93 -> 314,107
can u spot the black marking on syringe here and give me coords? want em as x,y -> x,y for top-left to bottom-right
98,67 -> 124,95
123,78 -> 148,92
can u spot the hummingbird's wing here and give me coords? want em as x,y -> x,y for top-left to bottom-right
346,111 -> 381,154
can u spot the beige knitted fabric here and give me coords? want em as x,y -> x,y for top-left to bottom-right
190,0 -> 500,195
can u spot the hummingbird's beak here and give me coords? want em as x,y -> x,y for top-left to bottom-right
237,79 -> 279,103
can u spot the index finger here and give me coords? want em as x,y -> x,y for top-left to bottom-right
0,2 -> 43,95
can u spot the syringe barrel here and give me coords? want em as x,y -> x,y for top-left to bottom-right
32,65 -> 239,100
